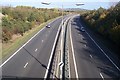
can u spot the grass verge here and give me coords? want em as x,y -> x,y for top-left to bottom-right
2,17 -> 60,61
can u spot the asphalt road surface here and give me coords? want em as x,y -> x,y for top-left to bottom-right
1,16 -> 69,79
70,15 -> 120,79
1,14 -> 120,79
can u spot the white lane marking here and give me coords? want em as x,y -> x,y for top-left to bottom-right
0,27 -> 45,68
86,31 -> 120,71
42,40 -> 44,42
90,55 -> 93,58
100,73 -> 104,80
80,24 -> 120,71
24,62 -> 28,68
69,19 -> 79,79
0,17 -> 61,68
44,18 -> 63,79
35,48 -> 38,52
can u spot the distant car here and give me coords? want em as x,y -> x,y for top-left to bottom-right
81,27 -> 85,32
46,25 -> 51,28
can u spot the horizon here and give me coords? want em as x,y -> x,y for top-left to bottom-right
0,1 -> 119,10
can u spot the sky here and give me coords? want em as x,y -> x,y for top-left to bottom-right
0,0 -> 119,10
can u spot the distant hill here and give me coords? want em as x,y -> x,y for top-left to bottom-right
58,8 -> 88,12
64,8 -> 88,11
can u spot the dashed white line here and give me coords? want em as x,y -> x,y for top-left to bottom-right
44,17 -> 62,79
42,40 -> 44,42
35,48 -> 38,52
80,23 -> 120,71
90,55 -> 93,58
0,17 -> 61,68
0,26 -> 45,68
24,62 -> 28,68
100,73 -> 104,80
85,31 -> 120,71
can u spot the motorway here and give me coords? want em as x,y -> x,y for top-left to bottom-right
1,16 -> 69,79
1,14 -> 120,79
70,15 -> 120,79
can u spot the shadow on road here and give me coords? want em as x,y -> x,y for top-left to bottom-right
72,16 -> 120,78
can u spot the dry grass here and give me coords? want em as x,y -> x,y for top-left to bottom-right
2,17 -> 60,60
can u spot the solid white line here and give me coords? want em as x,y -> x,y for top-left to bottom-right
0,17 -> 60,68
44,18 -> 63,79
59,17 -> 70,78
100,73 -> 104,80
0,27 -> 45,68
80,23 -> 120,71
85,31 -> 120,71
24,62 -> 28,68
69,18 -> 79,79
35,48 -> 38,52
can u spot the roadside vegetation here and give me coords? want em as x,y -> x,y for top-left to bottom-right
2,6 -> 62,43
1,6 -> 62,59
81,2 -> 120,56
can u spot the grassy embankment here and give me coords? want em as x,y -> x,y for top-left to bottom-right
2,17 -> 60,60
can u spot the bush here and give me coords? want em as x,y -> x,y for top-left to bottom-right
2,6 -> 62,42
81,2 -> 120,47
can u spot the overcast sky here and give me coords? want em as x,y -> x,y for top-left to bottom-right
0,0 -> 119,10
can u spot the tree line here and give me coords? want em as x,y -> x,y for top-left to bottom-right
81,2 -> 120,48
2,6 -> 62,42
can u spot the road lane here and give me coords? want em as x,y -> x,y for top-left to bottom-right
2,17 -> 65,78
70,15 -> 120,78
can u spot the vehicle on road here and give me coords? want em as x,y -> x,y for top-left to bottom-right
46,25 -> 51,28
80,27 -> 85,32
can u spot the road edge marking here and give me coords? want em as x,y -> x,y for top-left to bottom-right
0,17 -> 60,68
44,17 -> 63,79
79,19 -> 120,71
0,27 -> 45,68
85,31 -> 120,71
69,17 -> 79,78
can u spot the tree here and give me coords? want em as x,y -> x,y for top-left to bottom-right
27,13 -> 36,22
